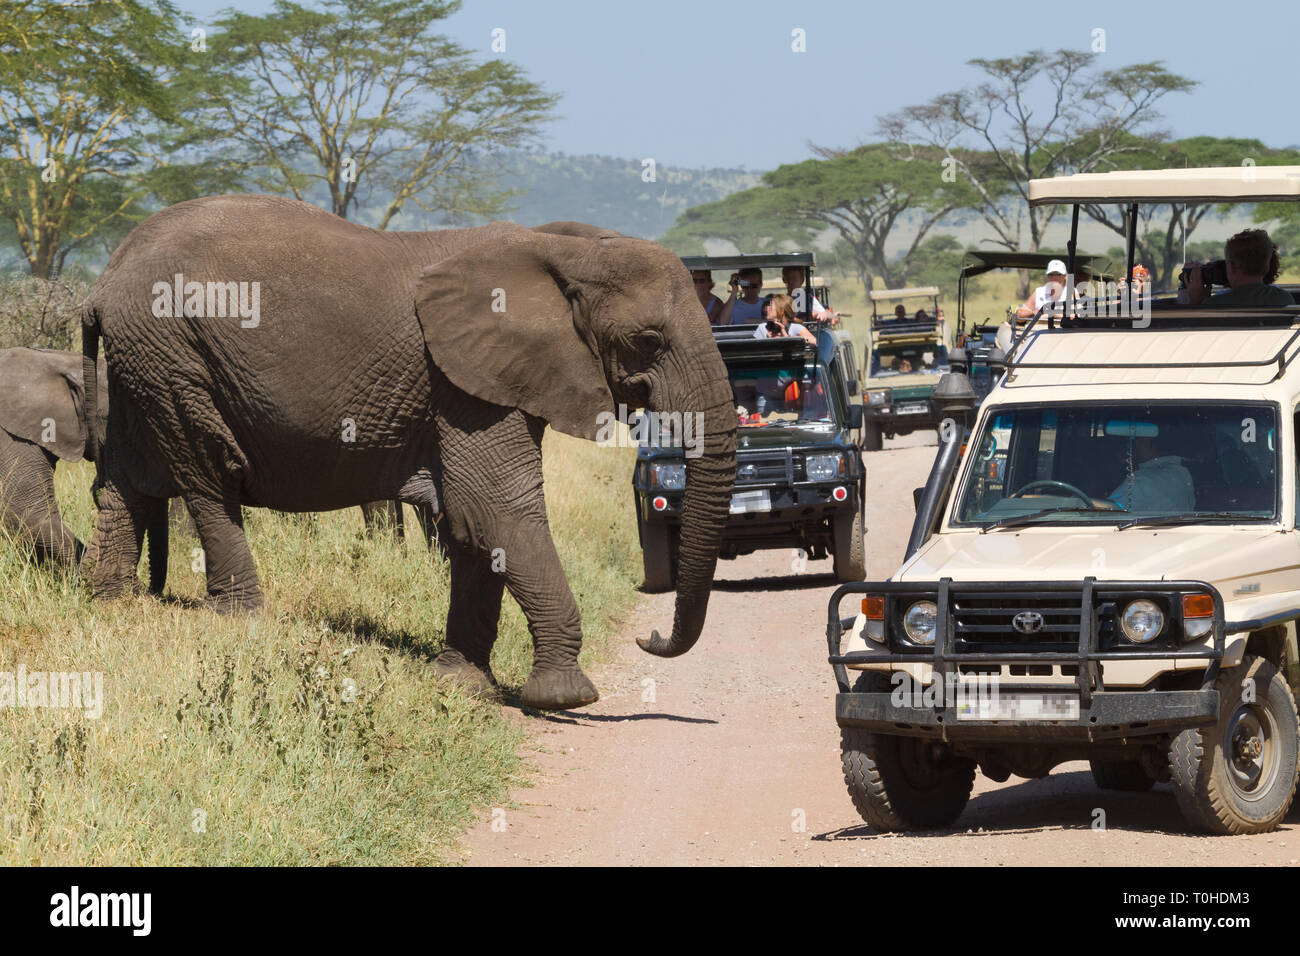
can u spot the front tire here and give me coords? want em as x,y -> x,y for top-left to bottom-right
832,503 -> 865,582
1168,655 -> 1299,834
640,521 -> 675,593
840,674 -> 976,831
861,421 -> 883,452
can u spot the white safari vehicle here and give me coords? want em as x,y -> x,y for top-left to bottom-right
829,165 -> 1300,834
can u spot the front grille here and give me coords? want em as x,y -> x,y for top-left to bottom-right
735,453 -> 803,485
948,591 -> 1117,653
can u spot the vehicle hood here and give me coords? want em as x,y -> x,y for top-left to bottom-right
898,526 -> 1295,596
867,372 -> 943,391
737,422 -> 843,450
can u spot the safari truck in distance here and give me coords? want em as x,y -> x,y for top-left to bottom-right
953,251 -> 1113,405
862,287 -> 949,451
634,253 -> 867,589
829,165 -> 1300,835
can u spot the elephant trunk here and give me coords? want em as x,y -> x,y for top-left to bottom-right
637,367 -> 736,658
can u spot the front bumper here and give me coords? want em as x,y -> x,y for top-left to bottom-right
827,578 -> 1226,741
864,399 -> 938,431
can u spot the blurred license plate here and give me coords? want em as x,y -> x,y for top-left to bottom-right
897,404 -> 927,415
730,490 -> 771,514
957,693 -> 1079,721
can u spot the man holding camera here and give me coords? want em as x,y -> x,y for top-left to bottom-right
1181,228 -> 1292,308
716,267 -> 767,325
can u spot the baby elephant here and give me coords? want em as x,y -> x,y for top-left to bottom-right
0,347 -> 102,563
0,348 -> 165,589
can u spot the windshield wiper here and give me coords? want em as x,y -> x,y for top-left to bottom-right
1116,511 -> 1249,531
980,507 -> 1117,533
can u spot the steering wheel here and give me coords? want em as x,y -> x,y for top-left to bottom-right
1010,479 -> 1094,507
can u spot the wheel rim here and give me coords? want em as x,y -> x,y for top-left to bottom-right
1223,702 -> 1280,802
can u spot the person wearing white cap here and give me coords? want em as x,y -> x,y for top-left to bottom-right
1014,259 -> 1073,318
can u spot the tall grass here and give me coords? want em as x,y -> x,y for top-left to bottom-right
0,433 -> 639,864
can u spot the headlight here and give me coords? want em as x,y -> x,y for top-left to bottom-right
1120,599 -> 1164,643
866,389 -> 890,407
903,601 -> 938,645
805,453 -> 843,481
651,463 -> 685,490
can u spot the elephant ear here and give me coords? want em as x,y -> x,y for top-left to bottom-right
415,226 -> 615,441
0,348 -> 87,462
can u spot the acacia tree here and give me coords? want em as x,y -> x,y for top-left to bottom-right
761,143 -> 988,294
664,143 -> 987,295
0,0 -> 220,276
658,186 -> 818,255
880,50 -> 1194,292
198,0 -> 558,226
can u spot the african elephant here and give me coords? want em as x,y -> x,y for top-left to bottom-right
80,195 -> 736,711
0,347 -> 166,587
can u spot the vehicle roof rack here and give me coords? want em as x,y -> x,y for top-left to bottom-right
1003,306 -> 1300,381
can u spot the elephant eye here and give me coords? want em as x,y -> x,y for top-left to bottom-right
631,330 -> 663,357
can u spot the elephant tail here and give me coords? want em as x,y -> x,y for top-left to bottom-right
146,496 -> 168,595
80,305 -> 101,463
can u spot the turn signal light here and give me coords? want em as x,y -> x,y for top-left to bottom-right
1182,594 -> 1214,618
862,595 -> 885,620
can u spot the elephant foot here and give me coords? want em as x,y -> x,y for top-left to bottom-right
204,588 -> 264,615
433,650 -> 501,701
520,665 -> 600,712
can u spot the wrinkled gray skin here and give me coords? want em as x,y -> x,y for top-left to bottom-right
0,348 -> 166,588
81,195 -> 736,711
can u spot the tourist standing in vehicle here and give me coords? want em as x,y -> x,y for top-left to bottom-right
717,268 -> 766,325
1180,229 -> 1293,308
1015,259 -> 1075,318
691,269 -> 725,324
781,266 -> 838,326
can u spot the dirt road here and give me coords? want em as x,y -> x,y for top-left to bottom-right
464,434 -> 1300,866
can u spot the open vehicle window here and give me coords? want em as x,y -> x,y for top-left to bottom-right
954,402 -> 1278,525
870,344 -> 949,376
728,360 -> 832,426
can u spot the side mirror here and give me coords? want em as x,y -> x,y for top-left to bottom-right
849,405 -> 864,429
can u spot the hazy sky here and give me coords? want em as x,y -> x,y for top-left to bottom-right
178,0 -> 1299,171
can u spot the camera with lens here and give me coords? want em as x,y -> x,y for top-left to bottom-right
1178,259 -> 1229,289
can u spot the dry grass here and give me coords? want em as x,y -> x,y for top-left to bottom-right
0,433 -> 639,864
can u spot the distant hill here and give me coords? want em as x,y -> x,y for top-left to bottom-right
460,152 -> 761,238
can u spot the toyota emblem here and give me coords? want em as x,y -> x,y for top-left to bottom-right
1012,611 -> 1045,634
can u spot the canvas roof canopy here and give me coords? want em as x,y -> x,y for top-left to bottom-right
1028,166 -> 1300,206
680,252 -> 815,272
869,286 -> 940,301
959,251 -> 1113,280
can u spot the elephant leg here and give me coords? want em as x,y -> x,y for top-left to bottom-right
432,543 -> 504,699
497,518 -> 599,711
437,405 -> 597,711
185,493 -> 263,613
82,475 -> 148,599
0,434 -> 82,565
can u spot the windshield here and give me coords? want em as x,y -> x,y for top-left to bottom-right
728,360 -> 832,426
954,402 -> 1278,526
870,344 -> 949,376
